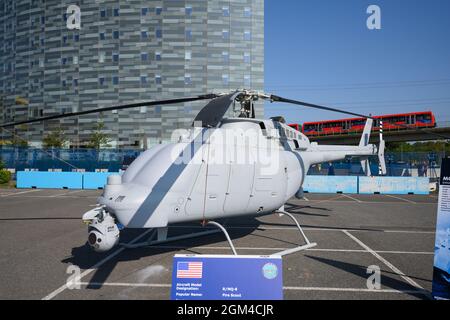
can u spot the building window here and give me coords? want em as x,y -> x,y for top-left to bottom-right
39,59 -> 44,68
140,75 -> 147,85
155,52 -> 161,61
141,30 -> 148,39
222,51 -> 229,63
112,53 -> 119,62
73,79 -> 78,86
99,52 -> 105,63
244,7 -> 252,17
99,77 -> 105,86
244,30 -> 251,41
140,106 -> 147,114
156,28 -> 162,38
222,29 -> 229,40
185,29 -> 192,41
113,31 -> 119,39
74,34 -> 79,42
244,52 -> 251,63
156,7 -> 162,15
62,80 -> 67,87
141,52 -> 148,61
141,8 -> 148,16
185,50 -> 191,60
112,76 -> 119,85
184,74 -> 191,85
62,35 -> 67,44
222,74 -> 229,86
61,57 -> 67,65
155,75 -> 162,84
100,9 -> 106,18
185,6 -> 192,16
113,8 -> 120,17
73,56 -> 78,65
99,32 -> 105,40
223,6 -> 230,17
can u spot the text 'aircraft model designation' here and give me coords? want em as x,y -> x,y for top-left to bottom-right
1,90 -> 386,254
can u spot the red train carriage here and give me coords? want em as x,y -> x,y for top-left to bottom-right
299,111 -> 436,136
288,123 -> 302,131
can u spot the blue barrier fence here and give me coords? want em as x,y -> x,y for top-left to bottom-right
16,171 -> 118,189
303,175 -> 429,194
358,176 -> 430,195
16,171 -> 430,194
303,176 -> 358,193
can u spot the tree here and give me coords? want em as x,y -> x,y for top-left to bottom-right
6,136 -> 29,147
87,122 -> 111,149
43,128 -> 68,148
0,159 -> 11,184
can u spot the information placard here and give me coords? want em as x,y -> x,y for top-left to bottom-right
171,254 -> 283,300
432,158 -> 450,300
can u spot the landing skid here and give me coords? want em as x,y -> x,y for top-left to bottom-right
121,208 -> 317,257
273,207 -> 317,256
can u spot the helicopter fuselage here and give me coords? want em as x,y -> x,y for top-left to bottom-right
97,118 -> 308,228
95,117 -> 377,230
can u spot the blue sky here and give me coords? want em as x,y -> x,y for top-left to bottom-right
264,0 -> 450,125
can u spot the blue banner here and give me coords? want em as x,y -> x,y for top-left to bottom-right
432,158 -> 450,300
171,254 -> 283,300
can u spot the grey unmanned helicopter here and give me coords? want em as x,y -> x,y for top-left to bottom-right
1,90 -> 386,255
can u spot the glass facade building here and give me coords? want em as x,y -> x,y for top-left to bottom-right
0,0 -> 264,148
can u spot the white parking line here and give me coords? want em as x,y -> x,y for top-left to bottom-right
342,230 -> 425,291
78,281 -> 428,296
79,282 -> 171,288
51,190 -> 85,197
283,286 -> 429,295
384,195 -> 417,204
315,195 -> 346,204
341,194 -> 363,203
297,199 -> 434,205
1,189 -> 41,197
171,225 -> 435,234
42,228 -> 154,300
139,244 -> 433,255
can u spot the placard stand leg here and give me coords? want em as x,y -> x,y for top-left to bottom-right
273,208 -> 317,256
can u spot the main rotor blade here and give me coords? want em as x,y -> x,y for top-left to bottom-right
270,94 -> 373,119
0,94 -> 218,128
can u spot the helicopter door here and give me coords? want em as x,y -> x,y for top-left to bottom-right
185,138 -> 230,219
223,144 -> 254,215
185,141 -> 211,218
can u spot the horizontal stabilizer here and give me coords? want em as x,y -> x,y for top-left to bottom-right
359,118 -> 373,147
360,157 -> 371,177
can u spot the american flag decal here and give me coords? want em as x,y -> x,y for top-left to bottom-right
176,261 -> 203,279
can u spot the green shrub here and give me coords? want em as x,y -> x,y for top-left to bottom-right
0,169 -> 11,184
